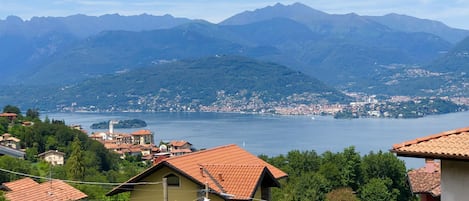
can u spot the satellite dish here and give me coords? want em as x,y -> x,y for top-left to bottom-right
159,144 -> 168,153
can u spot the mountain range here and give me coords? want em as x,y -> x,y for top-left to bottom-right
1,2 -> 469,110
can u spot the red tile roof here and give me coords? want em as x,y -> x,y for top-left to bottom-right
391,126 -> 469,160
2,177 -> 38,191
0,113 -> 17,117
170,140 -> 191,147
202,164 -> 273,200
4,179 -> 87,201
107,144 -> 287,199
131,129 -> 152,135
407,161 -> 441,197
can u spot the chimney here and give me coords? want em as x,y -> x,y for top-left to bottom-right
424,158 -> 436,173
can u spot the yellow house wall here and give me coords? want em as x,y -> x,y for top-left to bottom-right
253,186 -> 262,200
129,166 -> 225,201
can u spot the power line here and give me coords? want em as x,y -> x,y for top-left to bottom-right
0,167 -> 161,186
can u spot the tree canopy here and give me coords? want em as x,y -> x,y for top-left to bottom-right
262,147 -> 412,201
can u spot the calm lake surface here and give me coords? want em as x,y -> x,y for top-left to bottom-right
45,111 -> 469,169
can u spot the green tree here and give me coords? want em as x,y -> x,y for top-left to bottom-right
0,156 -> 37,183
45,135 -> 59,150
361,151 -> 410,201
359,178 -> 396,201
65,136 -> 85,180
2,105 -> 20,114
285,150 -> 321,177
0,118 -> 8,133
25,108 -> 40,120
320,147 -> 362,190
326,187 -> 359,201
291,172 -> 331,201
25,142 -> 39,162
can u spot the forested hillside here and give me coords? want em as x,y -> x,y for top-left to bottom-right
0,56 -> 351,111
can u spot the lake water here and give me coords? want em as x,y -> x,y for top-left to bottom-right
44,111 -> 469,169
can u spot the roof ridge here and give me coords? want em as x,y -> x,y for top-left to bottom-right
392,126 -> 469,149
202,164 -> 267,167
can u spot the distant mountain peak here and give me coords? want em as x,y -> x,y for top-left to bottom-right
220,2 -> 326,26
365,13 -> 469,43
5,15 -> 23,23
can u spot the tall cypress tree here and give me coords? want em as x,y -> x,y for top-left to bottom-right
65,135 -> 85,180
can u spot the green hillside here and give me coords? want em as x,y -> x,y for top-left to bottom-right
41,56 -> 350,111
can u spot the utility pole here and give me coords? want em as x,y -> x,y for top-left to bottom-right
204,182 -> 210,201
163,177 -> 168,201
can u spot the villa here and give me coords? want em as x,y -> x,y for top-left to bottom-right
107,144 -> 287,201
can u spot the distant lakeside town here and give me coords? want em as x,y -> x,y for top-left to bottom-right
56,93 -> 469,119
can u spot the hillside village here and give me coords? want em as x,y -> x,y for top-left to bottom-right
0,112 -> 195,165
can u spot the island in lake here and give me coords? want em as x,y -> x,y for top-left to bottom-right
90,119 -> 147,129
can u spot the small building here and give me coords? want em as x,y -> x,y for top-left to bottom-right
0,133 -> 21,150
107,144 -> 288,201
38,150 -> 65,166
131,129 -> 153,145
391,126 -> 469,201
0,113 -> 17,122
169,140 -> 193,156
2,177 -> 88,201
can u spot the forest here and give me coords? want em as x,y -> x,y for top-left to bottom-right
0,105 -> 414,201
260,147 -> 413,201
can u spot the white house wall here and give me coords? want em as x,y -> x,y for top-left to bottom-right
441,160 -> 469,201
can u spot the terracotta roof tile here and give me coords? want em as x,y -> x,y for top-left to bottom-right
202,164 -> 268,200
0,113 -> 17,117
104,143 -> 119,149
131,129 -> 152,135
407,162 -> 441,197
4,179 -> 87,201
108,144 -> 287,199
170,140 -> 191,147
164,144 -> 287,180
2,177 -> 38,191
391,126 -> 469,160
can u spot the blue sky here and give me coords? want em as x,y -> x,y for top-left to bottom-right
1,0 -> 469,29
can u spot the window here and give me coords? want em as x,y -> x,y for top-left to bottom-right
165,174 -> 180,187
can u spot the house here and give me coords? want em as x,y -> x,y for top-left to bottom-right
38,150 -> 65,166
391,126 -> 469,201
131,129 -> 153,145
0,133 -> 21,149
2,177 -> 88,201
407,159 -> 441,201
0,113 -> 17,122
107,144 -> 288,201
168,140 -> 193,156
